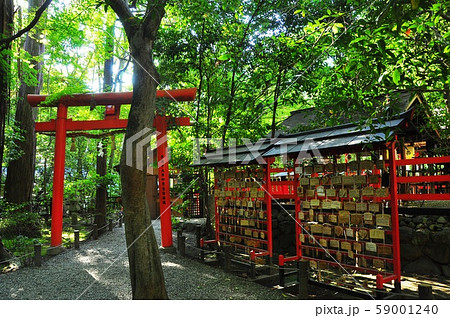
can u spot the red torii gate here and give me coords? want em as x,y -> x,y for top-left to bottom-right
28,88 -> 196,252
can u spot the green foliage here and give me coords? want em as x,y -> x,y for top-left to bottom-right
3,119 -> 26,164
0,202 -> 42,239
1,235 -> 38,266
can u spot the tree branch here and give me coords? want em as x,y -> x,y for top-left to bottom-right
108,0 -> 135,35
0,0 -> 53,45
142,0 -> 167,39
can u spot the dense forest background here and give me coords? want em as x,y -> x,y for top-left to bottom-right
0,0 -> 449,260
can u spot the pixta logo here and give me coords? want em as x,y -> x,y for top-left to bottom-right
125,128 -> 169,172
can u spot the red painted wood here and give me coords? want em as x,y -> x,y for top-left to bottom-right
396,156 -> 450,166
28,88 -> 197,106
397,175 -> 450,183
398,193 -> 450,200
36,119 -> 129,132
50,104 -> 68,247
389,141 -> 402,284
155,115 -> 173,248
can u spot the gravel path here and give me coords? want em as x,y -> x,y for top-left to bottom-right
0,220 -> 287,300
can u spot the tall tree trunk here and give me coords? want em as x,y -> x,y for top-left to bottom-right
0,0 -> 14,195
4,0 -> 45,207
109,0 -> 168,300
95,14 -> 115,230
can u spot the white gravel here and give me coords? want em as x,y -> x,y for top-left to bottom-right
0,220 -> 287,300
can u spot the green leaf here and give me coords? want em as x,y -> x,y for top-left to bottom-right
350,37 -> 366,45
218,53 -> 231,61
332,25 -> 339,34
392,69 -> 401,84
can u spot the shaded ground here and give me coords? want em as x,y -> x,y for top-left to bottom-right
0,218 -> 448,300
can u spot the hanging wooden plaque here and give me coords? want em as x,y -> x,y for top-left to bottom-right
298,212 -> 305,220
375,187 -> 390,197
342,176 -> 354,185
303,201 -> 311,209
310,178 -> 320,186
356,202 -> 368,212
318,213 -> 324,223
358,257 -> 368,268
311,224 -> 323,234
300,178 -> 310,186
306,189 -> 315,197
378,245 -> 392,256
363,212 -> 374,225
314,164 -> 325,173
354,175 -> 366,185
354,242 -> 363,253
370,229 -> 385,240
369,203 -> 380,213
336,251 -> 343,262
328,214 -> 338,223
331,200 -> 342,209
331,176 -> 342,184
339,189 -> 347,198
373,258 -> 385,269
362,187 -> 375,196
316,185 -> 325,196
319,238 -> 328,248
338,210 -> 350,224
335,226 -> 344,237
350,213 -> 363,225
376,214 -> 391,227
349,189 -> 361,198
358,229 -> 369,240
309,209 -> 315,220
311,199 -> 320,207
326,188 -> 337,197
299,234 -> 305,243
343,201 -> 356,211
322,200 -> 332,209
304,166 -> 313,174
323,226 -> 333,236
309,260 -> 318,269
345,228 -> 354,238
330,240 -> 340,249
348,250 -> 355,259
366,242 -> 377,253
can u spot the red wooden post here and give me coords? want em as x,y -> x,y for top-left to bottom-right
50,104 -> 68,247
265,157 -> 274,258
155,115 -> 173,248
389,139 -> 402,291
